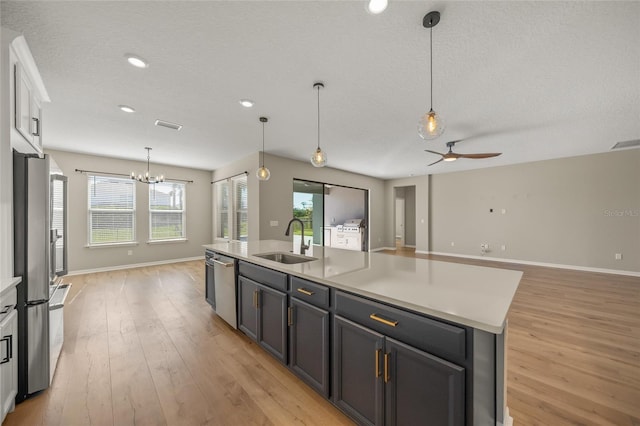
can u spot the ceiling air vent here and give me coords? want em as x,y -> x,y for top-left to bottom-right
154,119 -> 183,131
611,139 -> 640,150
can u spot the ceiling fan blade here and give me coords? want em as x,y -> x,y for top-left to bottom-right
424,150 -> 445,157
427,158 -> 444,167
458,153 -> 502,159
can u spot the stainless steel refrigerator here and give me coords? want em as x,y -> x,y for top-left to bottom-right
13,151 -> 68,402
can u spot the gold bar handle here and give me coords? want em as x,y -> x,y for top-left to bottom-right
253,290 -> 259,308
370,313 -> 398,327
384,353 -> 390,383
375,349 -> 381,378
287,307 -> 293,326
297,288 -> 314,296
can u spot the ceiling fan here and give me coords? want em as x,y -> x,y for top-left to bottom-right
425,141 -> 502,166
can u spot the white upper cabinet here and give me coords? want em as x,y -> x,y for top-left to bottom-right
4,31 -> 50,155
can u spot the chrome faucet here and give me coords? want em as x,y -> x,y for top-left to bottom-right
285,218 -> 310,255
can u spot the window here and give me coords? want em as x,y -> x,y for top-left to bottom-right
233,175 -> 248,241
215,180 -> 229,239
215,174 -> 248,241
88,175 -> 135,245
149,182 -> 186,241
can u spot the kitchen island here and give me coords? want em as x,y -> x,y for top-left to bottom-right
203,240 -> 522,426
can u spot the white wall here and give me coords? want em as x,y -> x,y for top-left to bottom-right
430,150 -> 640,272
47,150 -> 212,273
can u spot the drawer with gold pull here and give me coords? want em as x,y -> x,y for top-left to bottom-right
334,290 -> 467,364
290,276 -> 330,309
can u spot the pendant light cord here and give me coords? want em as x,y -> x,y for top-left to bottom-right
317,85 -> 321,150
261,121 -> 265,167
430,24 -> 433,110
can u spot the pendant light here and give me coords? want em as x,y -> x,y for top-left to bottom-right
418,11 -> 445,140
256,117 -> 271,181
310,82 -> 327,167
131,147 -> 164,184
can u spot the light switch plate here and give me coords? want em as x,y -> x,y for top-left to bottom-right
270,220 -> 278,227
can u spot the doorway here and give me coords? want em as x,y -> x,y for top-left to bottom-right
394,186 -> 416,249
293,179 -> 369,251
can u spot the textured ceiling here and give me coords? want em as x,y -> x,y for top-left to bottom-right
1,1 -> 639,179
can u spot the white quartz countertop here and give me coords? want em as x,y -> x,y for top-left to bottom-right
203,240 -> 523,334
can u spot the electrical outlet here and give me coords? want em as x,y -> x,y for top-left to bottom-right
270,220 -> 278,227
480,243 -> 489,250
501,208 -> 507,214
450,241 -> 455,247
615,253 -> 623,260
127,250 -> 133,256
501,245 -> 506,251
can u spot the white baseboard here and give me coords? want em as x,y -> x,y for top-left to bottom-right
371,247 -> 397,252
415,249 -> 430,254
427,251 -> 640,277
67,256 -> 204,276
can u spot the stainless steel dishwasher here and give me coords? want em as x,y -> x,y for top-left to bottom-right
206,253 -> 237,329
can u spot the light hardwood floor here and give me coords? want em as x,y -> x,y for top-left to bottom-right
4,261 -> 353,426
4,253 -> 640,425
388,247 -> 640,426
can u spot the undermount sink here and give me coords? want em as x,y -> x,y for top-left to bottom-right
253,252 -> 317,264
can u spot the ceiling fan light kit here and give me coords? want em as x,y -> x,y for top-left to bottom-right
310,82 -> 328,167
256,116 -> 271,181
418,10 -> 446,140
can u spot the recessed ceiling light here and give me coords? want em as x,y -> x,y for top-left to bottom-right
239,99 -> 255,108
118,105 -> 136,113
125,54 -> 149,68
367,0 -> 388,14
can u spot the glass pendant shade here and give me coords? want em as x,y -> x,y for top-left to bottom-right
256,166 -> 271,181
310,147 -> 327,167
418,109 -> 445,140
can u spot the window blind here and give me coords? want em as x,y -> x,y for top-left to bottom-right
233,175 -> 248,241
149,182 -> 186,240
215,180 -> 230,239
88,175 -> 136,244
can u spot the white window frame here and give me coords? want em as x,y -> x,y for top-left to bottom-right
148,181 -> 187,243
87,174 -> 136,247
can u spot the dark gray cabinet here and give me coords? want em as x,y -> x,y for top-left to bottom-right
258,284 -> 288,364
334,315 -> 384,426
205,252 -> 215,309
384,338 -> 465,426
289,297 -> 330,397
334,315 -> 465,426
238,276 -> 258,340
238,275 -> 288,364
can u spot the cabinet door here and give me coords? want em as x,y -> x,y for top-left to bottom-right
0,310 -> 18,420
289,298 -> 330,397
333,315 -> 384,426
14,62 -> 34,144
384,337 -> 465,426
257,284 -> 287,364
238,276 -> 258,341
